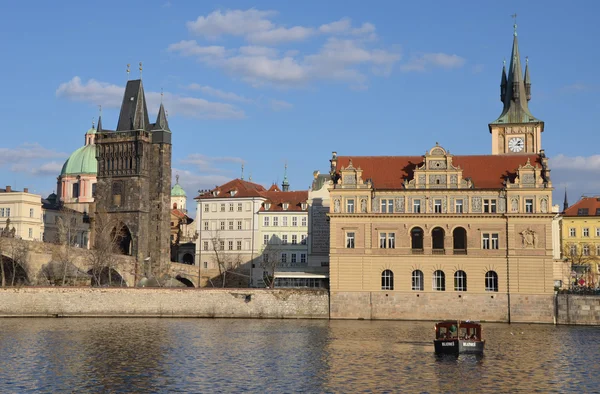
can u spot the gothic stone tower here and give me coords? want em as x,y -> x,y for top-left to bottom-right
95,79 -> 172,277
489,26 -> 544,155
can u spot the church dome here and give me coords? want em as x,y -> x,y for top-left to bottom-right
171,183 -> 186,197
85,127 -> 96,135
60,144 -> 97,176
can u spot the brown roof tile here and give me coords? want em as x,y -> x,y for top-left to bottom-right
335,154 -> 541,189
563,196 -> 600,217
260,191 -> 308,212
195,178 -> 267,199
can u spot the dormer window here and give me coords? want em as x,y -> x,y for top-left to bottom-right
212,190 -> 219,197
265,203 -> 271,210
230,190 -> 237,196
282,203 -> 289,210
301,203 -> 307,210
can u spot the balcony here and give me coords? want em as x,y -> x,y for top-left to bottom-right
432,248 -> 445,255
411,248 -> 424,255
453,249 -> 467,255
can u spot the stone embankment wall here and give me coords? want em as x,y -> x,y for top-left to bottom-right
556,295 -> 600,325
0,288 -> 329,319
330,291 -> 555,323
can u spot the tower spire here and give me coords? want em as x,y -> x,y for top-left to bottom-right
563,188 -> 569,212
282,162 -> 290,192
500,59 -> 507,102
524,56 -> 531,101
241,163 -> 245,180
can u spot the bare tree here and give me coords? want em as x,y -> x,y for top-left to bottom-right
6,237 -> 30,286
563,242 -> 599,287
87,208 -> 124,286
50,208 -> 87,286
0,219 -> 24,286
260,240 -> 285,289
207,230 -> 249,288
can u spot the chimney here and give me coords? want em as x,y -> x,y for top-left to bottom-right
5,186 -> 11,192
24,188 -> 28,193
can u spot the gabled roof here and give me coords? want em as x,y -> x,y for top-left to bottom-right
196,178 -> 267,199
259,191 -> 308,212
116,79 -> 150,131
335,154 -> 541,190
563,197 -> 600,217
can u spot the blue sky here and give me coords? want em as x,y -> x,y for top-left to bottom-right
1,0 -> 599,207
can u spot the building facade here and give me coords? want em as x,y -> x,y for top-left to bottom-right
0,186 -> 43,241
57,124 -> 97,214
327,30 -> 556,323
94,79 -> 172,277
42,193 -> 90,248
561,196 -> 600,287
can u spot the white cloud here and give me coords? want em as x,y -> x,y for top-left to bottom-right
0,144 -> 68,177
319,18 -> 351,34
167,40 -> 226,57
269,99 -> 293,111
31,161 -> 64,176
239,45 -> 278,57
186,83 -> 253,103
247,26 -> 315,44
186,9 -> 277,38
180,154 -> 244,173
172,168 -> 233,200
400,53 -> 466,72
552,154 -> 600,171
56,77 -> 245,120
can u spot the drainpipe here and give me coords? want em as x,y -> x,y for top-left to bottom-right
505,212 -> 511,323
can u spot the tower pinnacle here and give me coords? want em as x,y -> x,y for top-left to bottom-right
282,162 -> 290,192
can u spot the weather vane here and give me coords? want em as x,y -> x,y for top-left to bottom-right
511,13 -> 518,36
161,88 -> 164,103
126,64 -> 130,79
98,104 -> 102,117
139,62 -> 143,79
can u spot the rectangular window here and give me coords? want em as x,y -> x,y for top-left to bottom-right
583,245 -> 590,256
347,199 -> 355,213
380,199 -> 387,213
484,199 -> 497,213
569,228 -> 576,237
380,233 -> 386,248
229,203 -> 234,212
28,228 -> 33,238
228,241 -> 233,250
203,204 -> 209,212
301,234 -> 307,245
281,253 -> 287,263
282,216 -> 288,226
380,199 -> 394,213
413,199 -> 421,213
380,233 -> 396,249
291,253 -> 297,263
264,217 -> 270,227
220,221 -> 225,230
203,221 -> 209,231
236,241 -> 242,250
0,208 -> 4,217
455,199 -> 463,213
203,241 -> 209,250
596,228 -> 600,237
301,217 -> 307,227
292,217 -> 298,227
346,232 -> 355,249
583,228 -> 589,237
228,221 -> 234,230
219,241 -> 225,250
434,199 -> 442,213
301,254 -> 306,263
263,234 -> 269,245
273,217 -> 279,227
236,221 -> 241,230
482,233 -> 499,249
388,233 -> 396,249
220,204 -> 225,212
569,244 -> 577,255
388,200 -> 394,213
525,199 -> 533,213
30,208 -> 34,218
5,208 -> 10,217
292,234 -> 297,245
282,235 -> 288,245
203,262 -> 208,269
237,203 -> 243,212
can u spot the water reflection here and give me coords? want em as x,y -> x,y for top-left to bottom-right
0,319 -> 598,392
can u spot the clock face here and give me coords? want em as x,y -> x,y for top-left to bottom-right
508,137 -> 524,153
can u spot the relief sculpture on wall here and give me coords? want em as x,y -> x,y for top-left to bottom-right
360,198 -> 367,213
334,198 -> 340,213
520,228 -> 538,248
511,197 -> 519,213
472,197 -> 482,213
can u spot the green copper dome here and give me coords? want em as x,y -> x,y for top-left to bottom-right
60,144 -> 97,176
86,127 -> 96,135
171,183 -> 186,197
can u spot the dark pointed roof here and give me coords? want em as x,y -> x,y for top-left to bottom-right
116,79 -> 149,131
490,31 -> 542,127
97,115 -> 103,132
153,103 -> 171,132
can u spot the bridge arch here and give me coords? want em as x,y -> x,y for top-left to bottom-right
88,267 -> 128,287
0,254 -> 29,286
175,275 -> 195,287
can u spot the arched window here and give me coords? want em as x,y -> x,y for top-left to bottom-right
454,270 -> 467,291
72,183 -> 80,198
432,227 -> 445,253
433,270 -> 445,291
381,269 -> 394,290
182,253 -> 194,265
411,227 -> 424,253
485,271 -> 498,292
412,270 -> 424,291
453,227 -> 467,254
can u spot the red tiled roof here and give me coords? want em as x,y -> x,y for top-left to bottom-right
195,178 -> 267,199
335,154 -> 541,189
268,184 -> 281,192
563,197 -> 600,217
259,190 -> 308,212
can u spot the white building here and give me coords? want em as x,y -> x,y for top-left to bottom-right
42,193 -> 90,248
0,186 -> 43,241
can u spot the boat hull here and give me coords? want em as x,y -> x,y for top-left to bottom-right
434,339 -> 485,355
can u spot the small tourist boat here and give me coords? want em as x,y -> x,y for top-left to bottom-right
433,320 -> 485,355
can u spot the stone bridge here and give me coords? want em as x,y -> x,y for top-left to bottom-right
0,239 -> 204,287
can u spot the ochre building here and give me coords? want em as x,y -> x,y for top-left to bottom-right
327,29 -> 555,323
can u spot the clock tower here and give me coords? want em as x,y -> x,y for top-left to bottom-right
489,25 -> 544,154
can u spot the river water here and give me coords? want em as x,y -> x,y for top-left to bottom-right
0,318 -> 598,393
